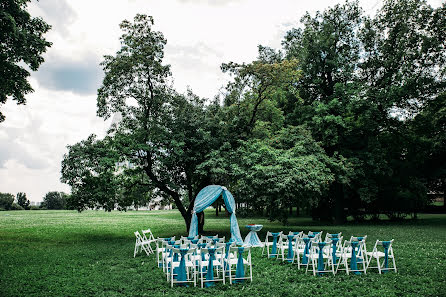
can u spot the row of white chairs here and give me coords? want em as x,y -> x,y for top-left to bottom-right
133,229 -> 157,257
263,231 -> 397,275
155,235 -> 253,287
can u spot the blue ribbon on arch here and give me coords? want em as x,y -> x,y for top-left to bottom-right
188,185 -> 243,244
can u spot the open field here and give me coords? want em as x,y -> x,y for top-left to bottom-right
1,210 -> 445,296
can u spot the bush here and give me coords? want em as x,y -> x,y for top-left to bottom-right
0,193 -> 14,210
42,192 -> 67,209
10,203 -> 24,210
29,206 -> 40,210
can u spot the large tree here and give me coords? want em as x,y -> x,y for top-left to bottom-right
62,15 -> 212,231
282,0 -> 445,221
0,0 -> 52,122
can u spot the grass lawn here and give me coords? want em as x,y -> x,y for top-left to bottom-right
1,210 -> 445,296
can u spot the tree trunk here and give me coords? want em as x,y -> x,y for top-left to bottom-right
216,201 -> 219,216
296,206 -> 300,216
332,182 -> 346,224
197,212 -> 205,233
289,205 -> 293,215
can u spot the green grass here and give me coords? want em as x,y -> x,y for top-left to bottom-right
1,210 -> 445,296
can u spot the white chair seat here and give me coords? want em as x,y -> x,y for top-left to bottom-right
171,261 -> 195,268
227,258 -> 249,265
366,251 -> 393,258
200,260 -> 223,267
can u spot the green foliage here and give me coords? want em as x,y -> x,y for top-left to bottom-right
42,192 -> 67,210
62,1 -> 445,229
0,0 -> 52,122
9,203 -> 24,210
16,192 -> 29,210
0,210 -> 445,296
63,15 -> 213,229
281,0 -> 445,221
0,192 -> 14,210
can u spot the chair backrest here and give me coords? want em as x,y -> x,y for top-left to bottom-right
371,239 -> 394,253
324,232 -> 342,242
142,229 -> 155,241
309,240 -> 331,255
200,246 -> 225,263
265,231 -> 283,243
171,246 -> 196,256
134,231 -> 143,241
229,246 -> 252,263
308,231 -> 323,241
288,231 -> 303,238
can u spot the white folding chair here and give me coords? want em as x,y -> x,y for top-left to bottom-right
133,231 -> 151,257
227,246 -> 253,284
168,247 -> 197,287
366,239 -> 397,274
198,246 -> 225,288
155,237 -> 175,269
306,241 -> 336,276
350,235 -> 369,266
141,229 -> 156,254
262,231 -> 283,258
336,239 -> 367,275
323,236 -> 343,270
280,234 -> 299,262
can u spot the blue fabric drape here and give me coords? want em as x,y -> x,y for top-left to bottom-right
188,185 -> 243,244
382,241 -> 391,273
205,248 -> 216,287
234,247 -> 245,283
317,242 -> 326,276
225,242 -> 232,274
286,235 -> 294,262
172,244 -> 180,278
356,237 -> 364,263
302,237 -> 310,264
270,233 -> 280,258
329,233 -> 339,238
350,241 -> 360,275
331,238 -> 339,265
176,248 -> 188,286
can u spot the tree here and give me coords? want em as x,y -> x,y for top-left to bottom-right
282,0 -> 445,221
282,1 -> 363,222
42,192 -> 67,210
62,15 -> 213,231
16,192 -> 30,209
0,192 -> 14,210
0,0 -> 52,122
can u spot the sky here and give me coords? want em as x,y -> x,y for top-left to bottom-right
0,0 -> 443,202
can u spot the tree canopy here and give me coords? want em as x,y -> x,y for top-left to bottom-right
0,0 -> 52,122
62,0 -> 446,230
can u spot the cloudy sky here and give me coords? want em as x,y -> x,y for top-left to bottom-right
0,0 -> 442,202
